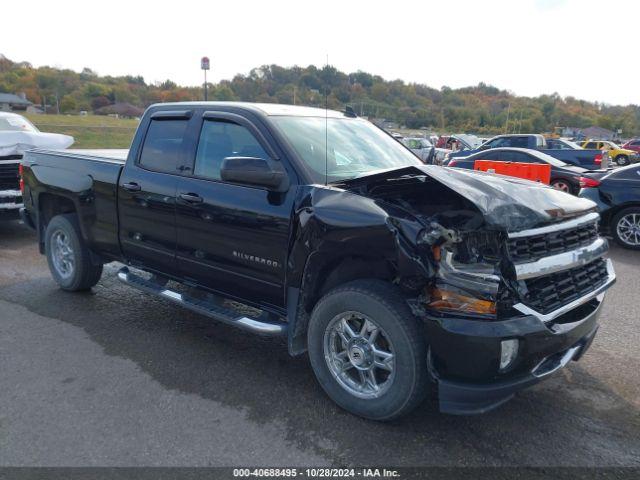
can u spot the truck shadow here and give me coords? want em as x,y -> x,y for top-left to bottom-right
1,265 -> 639,466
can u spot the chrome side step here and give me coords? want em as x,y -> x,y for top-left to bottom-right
117,267 -> 287,336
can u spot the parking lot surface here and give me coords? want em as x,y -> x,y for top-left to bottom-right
0,221 -> 639,467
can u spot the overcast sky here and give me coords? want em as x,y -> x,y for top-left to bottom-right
1,0 -> 636,105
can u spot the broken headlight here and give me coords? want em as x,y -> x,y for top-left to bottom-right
422,229 -> 507,318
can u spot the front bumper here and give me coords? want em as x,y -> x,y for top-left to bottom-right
424,263 -> 613,415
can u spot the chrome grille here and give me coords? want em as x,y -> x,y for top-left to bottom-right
507,221 -> 599,262
0,162 -> 20,190
522,259 -> 609,315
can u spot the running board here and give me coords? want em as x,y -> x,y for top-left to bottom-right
117,267 -> 287,336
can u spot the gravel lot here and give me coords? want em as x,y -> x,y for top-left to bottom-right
0,220 -> 639,467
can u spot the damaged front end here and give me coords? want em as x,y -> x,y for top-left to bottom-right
337,165 -> 616,414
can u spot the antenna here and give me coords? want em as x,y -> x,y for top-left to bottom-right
324,53 -> 329,186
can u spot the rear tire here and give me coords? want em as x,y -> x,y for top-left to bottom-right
611,207 -> 640,250
551,178 -> 575,195
45,214 -> 103,291
615,155 -> 630,166
307,279 -> 429,421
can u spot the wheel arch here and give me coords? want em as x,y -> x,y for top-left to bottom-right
36,192 -> 79,254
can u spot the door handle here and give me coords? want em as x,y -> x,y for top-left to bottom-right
179,193 -> 203,204
122,182 -> 141,192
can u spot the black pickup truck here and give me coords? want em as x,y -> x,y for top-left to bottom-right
20,102 -> 616,420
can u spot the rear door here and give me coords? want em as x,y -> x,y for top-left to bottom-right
118,110 -> 195,273
174,111 -> 295,309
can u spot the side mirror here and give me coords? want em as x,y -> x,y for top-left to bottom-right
220,157 -> 288,191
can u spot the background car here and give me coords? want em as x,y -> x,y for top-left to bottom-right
446,147 -> 590,194
401,137 -> 435,163
579,164 -> 640,249
578,139 -> 639,166
448,133 -> 603,169
621,138 -> 640,155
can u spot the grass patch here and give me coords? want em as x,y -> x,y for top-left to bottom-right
24,114 -> 138,149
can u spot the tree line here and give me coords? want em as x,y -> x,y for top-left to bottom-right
1,55 -> 638,135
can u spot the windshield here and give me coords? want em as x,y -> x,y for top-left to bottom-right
0,115 -> 38,132
271,116 -> 421,183
561,139 -> 582,149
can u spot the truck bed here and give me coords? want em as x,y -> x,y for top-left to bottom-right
23,148 -> 125,259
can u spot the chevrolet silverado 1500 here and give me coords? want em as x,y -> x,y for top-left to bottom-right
20,102 -> 616,420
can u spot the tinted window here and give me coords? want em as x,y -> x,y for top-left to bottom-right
194,120 -> 269,180
585,142 -> 597,149
486,137 -> 510,148
139,119 -> 188,173
510,137 -> 529,148
505,151 -> 534,163
617,167 -> 640,180
631,140 -> 640,146
473,150 -> 503,161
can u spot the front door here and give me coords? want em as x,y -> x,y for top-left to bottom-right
174,113 -> 294,310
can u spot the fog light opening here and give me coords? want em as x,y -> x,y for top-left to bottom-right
500,339 -> 519,371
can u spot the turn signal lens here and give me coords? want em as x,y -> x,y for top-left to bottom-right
427,287 -> 496,315
18,164 -> 24,192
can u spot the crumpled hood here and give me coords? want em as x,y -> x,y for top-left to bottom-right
340,165 -> 597,232
0,131 -> 74,157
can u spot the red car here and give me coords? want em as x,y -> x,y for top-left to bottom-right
622,139 -> 640,154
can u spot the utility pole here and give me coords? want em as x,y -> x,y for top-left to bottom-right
504,103 -> 511,134
201,57 -> 210,101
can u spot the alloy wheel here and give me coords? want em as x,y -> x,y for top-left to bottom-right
51,229 -> 75,279
616,213 -> 640,247
323,311 -> 395,399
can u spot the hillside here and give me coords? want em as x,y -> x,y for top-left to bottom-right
1,55 -> 639,135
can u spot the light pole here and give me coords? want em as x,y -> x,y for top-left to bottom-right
201,56 -> 210,101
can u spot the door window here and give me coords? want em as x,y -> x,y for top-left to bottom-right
486,137 -> 510,148
510,137 -> 529,148
585,142 -> 597,149
139,119 -> 189,173
194,120 -> 269,180
506,151 -> 534,163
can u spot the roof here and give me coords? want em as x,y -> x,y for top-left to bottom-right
0,93 -> 32,106
149,101 -> 346,119
580,126 -> 615,136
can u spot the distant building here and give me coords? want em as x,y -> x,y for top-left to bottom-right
579,126 -> 616,141
563,126 -> 617,141
0,93 -> 33,112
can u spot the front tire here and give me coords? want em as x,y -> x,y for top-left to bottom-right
45,214 -> 103,291
611,207 -> 640,250
307,279 -> 429,421
615,155 -> 630,166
